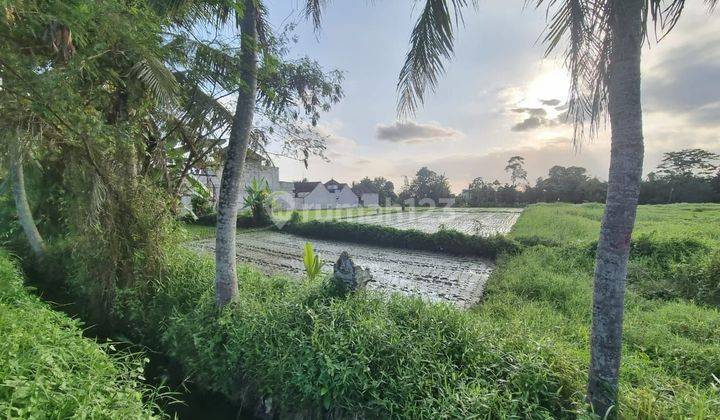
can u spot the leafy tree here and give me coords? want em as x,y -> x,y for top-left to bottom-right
399,167 -> 452,206
353,177 -> 397,206
198,0 -> 344,306
640,149 -> 720,203
0,0 -> 181,326
504,156 -> 527,187
656,148 -> 719,178
537,166 -> 593,203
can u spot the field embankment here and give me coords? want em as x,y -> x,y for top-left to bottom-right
282,219 -> 520,259
0,251 -> 159,418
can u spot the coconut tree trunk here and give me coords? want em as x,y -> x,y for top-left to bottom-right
10,157 -> 46,260
215,0 -> 258,307
587,0 -> 644,417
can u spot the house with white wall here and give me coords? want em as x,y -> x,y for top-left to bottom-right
351,184 -> 380,207
325,179 -> 359,208
293,181 -> 336,209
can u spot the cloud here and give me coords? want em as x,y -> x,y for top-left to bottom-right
511,116 -> 545,132
643,23 -> 720,121
510,103 -> 568,132
541,99 -> 562,106
376,121 -> 462,143
512,107 -> 547,117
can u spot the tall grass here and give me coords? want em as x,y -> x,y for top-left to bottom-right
0,251 -> 160,418
114,248 -> 578,418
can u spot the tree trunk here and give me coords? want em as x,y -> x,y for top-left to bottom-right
215,0 -> 258,307
10,157 -> 46,260
586,1 -> 644,417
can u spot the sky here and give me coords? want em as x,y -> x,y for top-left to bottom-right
260,0 -> 720,193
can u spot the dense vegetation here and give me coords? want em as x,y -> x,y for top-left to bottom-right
371,149 -> 720,209
283,218 -> 521,259
7,204 -> 717,418
0,251 -> 159,418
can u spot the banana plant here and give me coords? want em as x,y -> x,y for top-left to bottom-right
243,178 -> 275,225
303,242 -> 323,281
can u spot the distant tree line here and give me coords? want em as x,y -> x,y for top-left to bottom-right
355,149 -> 720,207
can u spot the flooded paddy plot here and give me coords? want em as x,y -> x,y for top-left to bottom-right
190,230 -> 493,308
349,208 -> 523,236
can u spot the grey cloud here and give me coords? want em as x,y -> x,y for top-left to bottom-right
376,121 -> 462,143
510,105 -> 568,132
512,107 -> 547,117
645,37 -> 720,116
541,99 -> 562,106
511,116 -> 545,132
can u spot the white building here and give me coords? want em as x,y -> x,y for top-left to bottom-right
184,153 -> 380,212
325,179 -> 360,208
351,184 -> 380,207
293,181 -> 336,209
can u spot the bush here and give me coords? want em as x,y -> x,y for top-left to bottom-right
182,212 -> 264,229
190,195 -> 213,218
625,236 -> 720,305
114,250 -> 575,418
283,220 -> 521,259
0,251 -> 159,419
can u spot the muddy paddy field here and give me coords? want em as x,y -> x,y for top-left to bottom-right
189,208 -> 522,307
349,208 -> 522,236
190,230 -> 494,308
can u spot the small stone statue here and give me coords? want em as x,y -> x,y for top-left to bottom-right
331,252 -> 373,294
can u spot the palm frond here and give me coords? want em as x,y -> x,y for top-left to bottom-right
305,0 -> 330,30
256,1 -> 272,52
397,0 -> 478,116
130,56 -> 179,105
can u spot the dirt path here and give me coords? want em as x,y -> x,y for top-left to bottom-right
189,230 -> 494,308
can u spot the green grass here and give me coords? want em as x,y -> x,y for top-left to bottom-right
182,224 -> 217,241
283,219 -> 520,259
472,203 -> 720,417
0,251 -> 159,419
116,249 -> 578,418
181,207 -> 403,241
511,202 -> 720,246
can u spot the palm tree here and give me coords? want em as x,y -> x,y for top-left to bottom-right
214,0 -> 260,306
7,133 -> 46,260
365,0 -> 717,416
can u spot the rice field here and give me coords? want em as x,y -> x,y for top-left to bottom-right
349,208 -> 523,236
189,230 -> 493,307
